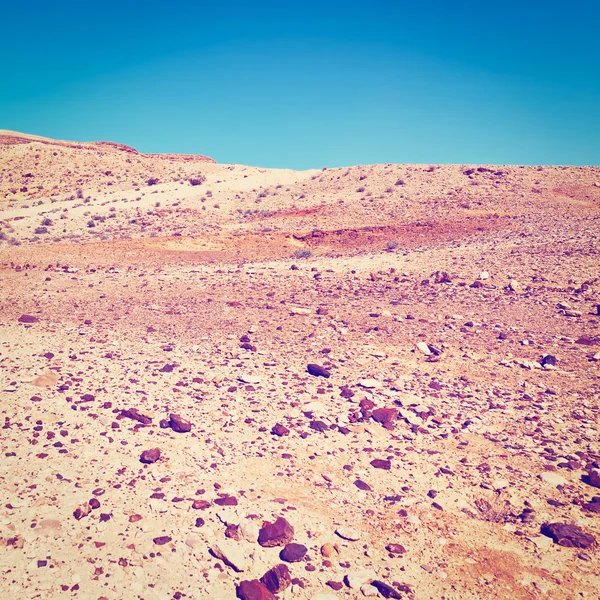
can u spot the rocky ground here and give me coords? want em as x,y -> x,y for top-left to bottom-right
1,131 -> 600,600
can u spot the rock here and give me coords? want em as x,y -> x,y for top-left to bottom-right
385,543 -> 406,555
309,420 -> 329,433
371,580 -> 403,599
479,271 -> 489,280
540,472 -> 567,487
540,523 -> 595,548
321,543 -> 336,557
416,342 -> 431,356
73,502 -> 92,520
236,580 -> 274,600
271,423 -> 290,436
290,307 -> 311,315
335,526 -> 361,541
307,364 -> 330,378
541,355 -> 557,367
169,413 -> 191,433
588,468 -> 600,488
212,541 -> 249,572
371,407 -> 397,430
140,448 -> 161,464
354,480 -> 372,491
258,517 -> 294,547
121,408 -> 152,425
260,564 -> 291,593
279,543 -> 307,562
344,569 -> 376,588
153,536 -> 172,545
361,583 -> 380,597
238,374 -> 261,384
359,378 -> 380,389
509,280 -> 521,292
18,314 -> 39,323
371,459 -> 391,470
240,519 -> 260,542
310,595 -> 339,600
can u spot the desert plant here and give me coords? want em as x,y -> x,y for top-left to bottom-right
189,177 -> 206,186
386,240 -> 398,251
34,227 -> 49,234
147,178 -> 159,186
41,217 -> 53,226
87,220 -> 96,228
292,248 -> 312,259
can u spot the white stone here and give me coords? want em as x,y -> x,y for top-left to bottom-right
540,472 -> 567,487
346,569 -> 377,589
416,342 -> 431,355
211,541 -> 249,572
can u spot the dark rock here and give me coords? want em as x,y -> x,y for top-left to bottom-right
371,459 -> 391,470
327,581 -> 344,590
121,408 -> 152,425
307,364 -> 330,378
576,336 -> 599,346
354,479 -> 372,491
18,314 -> 39,323
372,407 -> 397,430
279,543 -> 307,562
169,413 -> 191,433
271,423 -> 290,437
260,564 -> 291,593
192,499 -> 211,510
214,496 -> 238,506
153,536 -> 172,545
140,448 -> 161,464
340,386 -> 355,399
541,523 -> 595,548
541,355 -> 557,366
236,580 -> 275,600
309,420 -> 328,433
258,517 -> 294,547
371,580 -> 403,599
385,543 -> 406,555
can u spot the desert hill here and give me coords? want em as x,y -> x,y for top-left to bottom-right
1,132 -> 599,600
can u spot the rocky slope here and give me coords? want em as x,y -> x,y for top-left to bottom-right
1,133 -> 599,599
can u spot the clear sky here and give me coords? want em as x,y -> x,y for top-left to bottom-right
2,0 -> 599,168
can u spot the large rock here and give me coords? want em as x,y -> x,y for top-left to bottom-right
260,563 -> 291,593
588,468 -> 600,488
169,413 -> 192,433
540,523 -> 595,548
307,364 -> 330,378
140,448 -> 161,464
258,517 -> 294,547
212,541 -> 249,572
371,581 -> 403,599
279,543 -> 307,562
372,407 -> 397,430
18,314 -> 39,323
236,580 -> 274,600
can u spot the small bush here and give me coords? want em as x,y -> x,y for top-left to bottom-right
395,179 -> 405,186
34,227 -> 49,234
147,178 -> 159,186
292,248 -> 312,259
356,187 -> 365,193
189,176 -> 206,186
41,217 -> 53,226
87,220 -> 96,228
386,240 -> 398,251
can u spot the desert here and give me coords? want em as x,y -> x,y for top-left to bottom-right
1,129 -> 599,599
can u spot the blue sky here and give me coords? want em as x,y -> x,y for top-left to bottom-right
2,0 -> 599,168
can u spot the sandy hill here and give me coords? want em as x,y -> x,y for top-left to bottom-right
0,132 -> 599,600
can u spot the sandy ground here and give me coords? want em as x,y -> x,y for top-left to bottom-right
1,131 -> 600,600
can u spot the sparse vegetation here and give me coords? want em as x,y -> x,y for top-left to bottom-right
292,248 -> 312,259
